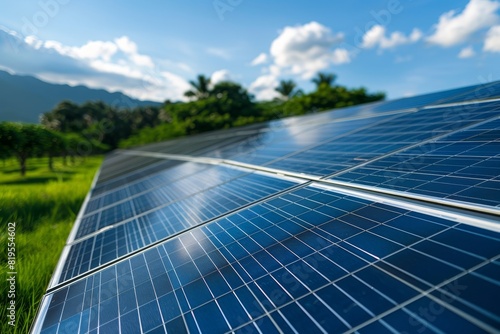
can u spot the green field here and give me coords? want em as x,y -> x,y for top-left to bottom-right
0,156 -> 102,333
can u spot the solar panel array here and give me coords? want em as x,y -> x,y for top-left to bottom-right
32,82 -> 500,334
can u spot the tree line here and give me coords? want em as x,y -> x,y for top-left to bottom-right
0,123 -> 106,176
0,72 -> 384,175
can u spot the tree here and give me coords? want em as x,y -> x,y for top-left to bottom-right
275,80 -> 302,100
40,129 -> 66,171
312,72 -> 337,88
0,122 -> 18,164
211,81 -> 255,118
184,74 -> 212,100
0,123 -> 45,176
40,100 -> 80,132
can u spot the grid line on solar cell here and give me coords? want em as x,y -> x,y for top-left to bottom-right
332,116 -> 500,209
38,185 -> 499,334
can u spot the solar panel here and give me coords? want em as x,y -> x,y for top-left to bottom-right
31,82 -> 500,334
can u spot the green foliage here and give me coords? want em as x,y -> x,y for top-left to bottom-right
41,101 -> 162,149
275,80 -> 302,100
184,74 -> 212,100
281,83 -> 385,116
119,122 -> 187,148
0,122 -> 106,176
0,123 -> 47,176
312,72 -> 337,88
0,156 -> 102,333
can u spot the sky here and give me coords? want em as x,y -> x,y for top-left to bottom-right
1,0 -> 500,103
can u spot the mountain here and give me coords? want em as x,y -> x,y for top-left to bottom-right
0,70 -> 161,123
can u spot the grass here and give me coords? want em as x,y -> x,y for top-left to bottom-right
0,156 -> 102,333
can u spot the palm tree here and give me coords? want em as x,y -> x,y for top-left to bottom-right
275,80 -> 302,100
184,74 -> 211,100
312,72 -> 337,89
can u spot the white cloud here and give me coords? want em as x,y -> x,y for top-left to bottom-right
40,36 -> 153,68
362,25 -> 422,49
0,27 -> 189,102
24,35 -> 43,49
251,53 -> 268,66
270,21 -> 346,79
206,47 -> 231,60
331,48 -> 351,64
249,21 -> 350,100
115,36 -> 137,54
210,69 -> 232,85
427,0 -> 500,47
130,53 -> 154,68
458,46 -> 476,58
248,74 -> 279,100
41,39 -> 119,62
484,25 -> 500,52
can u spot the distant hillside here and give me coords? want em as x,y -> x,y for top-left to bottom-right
0,70 -> 161,123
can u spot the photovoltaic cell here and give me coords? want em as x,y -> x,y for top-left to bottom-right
38,185 -> 499,334
332,116 -> 500,208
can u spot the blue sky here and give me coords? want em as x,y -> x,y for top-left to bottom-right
1,0 -> 499,102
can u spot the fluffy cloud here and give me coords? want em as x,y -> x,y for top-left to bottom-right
250,53 -> 268,66
362,25 -> 422,49
427,0 -> 500,47
484,25 -> 500,52
0,27 -> 188,101
248,74 -> 279,101
249,22 -> 348,100
210,69 -> 232,85
331,48 -> 351,64
458,46 -> 476,58
270,21 -> 345,79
